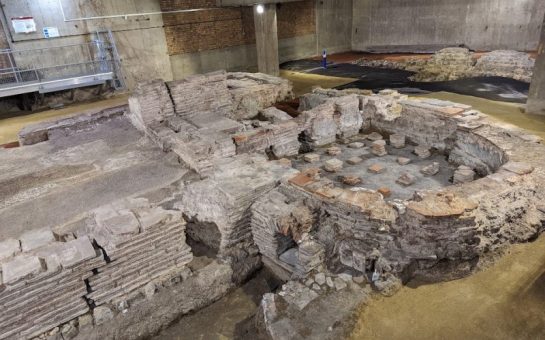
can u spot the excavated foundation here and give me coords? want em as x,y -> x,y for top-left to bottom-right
1,71 -> 545,340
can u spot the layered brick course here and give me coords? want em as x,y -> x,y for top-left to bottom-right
160,0 -> 315,56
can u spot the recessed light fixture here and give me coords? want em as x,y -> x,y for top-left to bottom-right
256,4 -> 264,14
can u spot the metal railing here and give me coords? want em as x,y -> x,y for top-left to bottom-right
0,31 -> 125,97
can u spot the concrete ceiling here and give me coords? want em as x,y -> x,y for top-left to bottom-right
216,0 -> 302,6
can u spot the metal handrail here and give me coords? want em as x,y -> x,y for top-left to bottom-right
0,30 -> 125,97
0,60 -> 116,77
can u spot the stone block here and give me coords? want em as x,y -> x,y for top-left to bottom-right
502,162 -> 534,175
20,228 -> 55,252
396,173 -> 417,186
262,107 -> 292,123
420,162 -> 440,176
367,132 -> 383,141
99,212 -> 140,236
389,134 -> 406,148
346,157 -> 363,165
326,146 -> 342,156
348,142 -> 365,149
368,164 -> 385,174
57,237 -> 97,268
342,175 -> 362,186
0,239 -> 21,261
397,157 -> 411,165
378,187 -> 391,197
324,159 -> 343,172
371,140 -> 387,156
414,145 -> 431,159
334,277 -> 347,291
1,255 -> 44,285
303,153 -> 320,163
93,306 -> 114,326
453,165 -> 475,184
314,273 -> 326,286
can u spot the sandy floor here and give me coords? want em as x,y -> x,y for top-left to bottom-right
0,95 -> 128,145
350,236 -> 545,340
279,70 -> 356,97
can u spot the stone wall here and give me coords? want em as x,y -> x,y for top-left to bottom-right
0,198 -> 191,340
354,48 -> 536,83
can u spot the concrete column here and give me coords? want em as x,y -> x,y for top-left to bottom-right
253,4 -> 280,76
527,14 -> 545,115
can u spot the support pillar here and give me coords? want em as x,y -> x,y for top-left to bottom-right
253,4 -> 280,76
527,13 -> 545,115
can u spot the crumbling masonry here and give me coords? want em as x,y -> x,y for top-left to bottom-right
1,70 -> 545,340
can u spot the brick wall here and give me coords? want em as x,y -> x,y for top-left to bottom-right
161,0 -> 315,56
277,1 -> 316,40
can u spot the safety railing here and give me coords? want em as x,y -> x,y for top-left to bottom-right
0,31 -> 125,98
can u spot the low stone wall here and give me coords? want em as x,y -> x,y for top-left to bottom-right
18,105 -> 128,146
0,198 -> 191,340
354,48 -> 536,83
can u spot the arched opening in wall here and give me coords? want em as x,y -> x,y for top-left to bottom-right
185,218 -> 221,271
275,232 -> 300,273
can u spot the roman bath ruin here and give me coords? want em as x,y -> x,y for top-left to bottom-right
0,68 -> 544,339
1,1 -> 545,339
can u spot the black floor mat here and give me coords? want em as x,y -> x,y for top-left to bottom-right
281,60 -> 529,103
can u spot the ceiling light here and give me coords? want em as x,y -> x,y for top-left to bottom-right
256,4 -> 264,14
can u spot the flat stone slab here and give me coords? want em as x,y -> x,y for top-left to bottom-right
390,134 -> 406,148
20,229 -> 55,252
1,255 -> 44,285
0,239 -> 21,262
396,173 -> 416,186
348,142 -> 365,149
324,159 -> 343,172
368,164 -> 386,174
326,147 -> 342,156
342,175 -> 362,186
420,162 -> 440,176
57,237 -> 97,268
367,132 -> 383,141
304,153 -> 321,163
397,157 -> 411,165
346,157 -> 363,165
99,212 -> 140,236
502,162 -> 534,175
414,145 -> 431,159
378,187 -> 391,197
371,140 -> 387,156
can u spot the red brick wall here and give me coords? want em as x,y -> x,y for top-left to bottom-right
278,1 -> 316,40
160,0 -> 315,56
